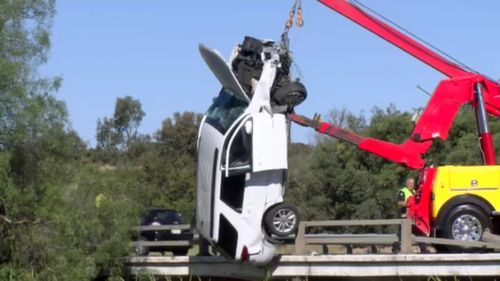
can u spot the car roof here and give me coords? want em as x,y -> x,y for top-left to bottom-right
145,208 -> 179,214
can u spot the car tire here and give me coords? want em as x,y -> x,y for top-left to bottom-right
440,204 -> 491,253
135,236 -> 150,256
172,249 -> 189,256
264,203 -> 299,238
273,81 -> 307,108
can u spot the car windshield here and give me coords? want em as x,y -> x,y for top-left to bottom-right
205,89 -> 247,134
143,209 -> 183,224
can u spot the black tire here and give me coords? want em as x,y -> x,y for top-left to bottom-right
273,81 -> 307,108
264,203 -> 299,238
440,204 -> 491,253
135,237 -> 149,256
172,249 -> 188,256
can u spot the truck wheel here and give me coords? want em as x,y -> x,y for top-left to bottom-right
264,203 -> 299,238
441,204 -> 491,252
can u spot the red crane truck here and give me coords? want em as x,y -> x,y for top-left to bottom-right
292,0 -> 500,248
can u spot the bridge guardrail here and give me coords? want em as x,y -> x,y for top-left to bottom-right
294,218 -> 500,254
294,219 -> 413,254
129,220 -> 500,254
130,224 -> 196,249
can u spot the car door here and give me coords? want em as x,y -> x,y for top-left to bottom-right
196,89 -> 249,239
222,112 -> 288,177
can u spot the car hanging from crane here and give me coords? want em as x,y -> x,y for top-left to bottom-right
195,35 -> 306,265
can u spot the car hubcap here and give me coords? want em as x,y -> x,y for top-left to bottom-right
273,208 -> 296,234
451,214 -> 482,241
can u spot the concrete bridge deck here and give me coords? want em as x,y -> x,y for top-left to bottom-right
127,253 -> 500,279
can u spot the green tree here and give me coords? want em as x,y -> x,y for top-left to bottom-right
0,0 -> 59,226
156,111 -> 202,158
286,143 -> 331,221
96,96 -> 145,159
0,1 -> 135,279
294,106 -> 414,224
137,112 -> 203,219
0,0 -> 59,149
113,96 -> 145,149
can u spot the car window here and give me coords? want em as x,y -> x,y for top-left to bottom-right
156,211 -> 183,224
205,89 -> 247,134
142,209 -> 183,225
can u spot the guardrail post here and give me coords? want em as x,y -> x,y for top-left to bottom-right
346,245 -> 353,254
400,219 -> 412,254
199,235 -> 210,256
295,222 -> 307,254
322,244 -> 329,255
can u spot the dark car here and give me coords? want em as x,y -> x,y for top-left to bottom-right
135,208 -> 193,256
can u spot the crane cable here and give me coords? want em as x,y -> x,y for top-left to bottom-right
280,0 -> 304,50
350,0 -> 477,75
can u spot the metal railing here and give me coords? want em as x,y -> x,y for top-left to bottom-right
294,219 -> 412,254
130,224 -> 196,249
129,219 -> 500,255
294,218 -> 500,254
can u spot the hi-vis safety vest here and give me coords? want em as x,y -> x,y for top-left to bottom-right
399,186 -> 414,202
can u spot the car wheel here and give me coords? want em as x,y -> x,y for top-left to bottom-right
264,203 -> 299,238
172,249 -> 189,256
273,81 -> 307,108
135,237 -> 149,256
441,204 -> 491,253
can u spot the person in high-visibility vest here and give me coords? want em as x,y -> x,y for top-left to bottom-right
398,177 -> 415,218
394,177 -> 430,253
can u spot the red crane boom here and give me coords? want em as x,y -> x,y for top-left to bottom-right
293,0 -> 500,170
319,0 -> 469,78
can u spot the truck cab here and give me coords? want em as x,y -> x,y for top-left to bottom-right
431,166 -> 500,243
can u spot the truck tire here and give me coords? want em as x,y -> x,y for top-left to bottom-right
441,204 -> 491,252
264,203 -> 299,238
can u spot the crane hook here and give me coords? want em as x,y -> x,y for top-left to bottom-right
296,5 -> 304,27
287,10 -> 295,28
281,0 -> 304,48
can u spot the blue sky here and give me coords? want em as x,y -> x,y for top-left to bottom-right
42,1 -> 500,145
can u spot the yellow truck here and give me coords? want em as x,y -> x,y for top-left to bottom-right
431,166 -> 500,241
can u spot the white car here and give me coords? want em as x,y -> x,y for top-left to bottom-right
196,37 -> 304,265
